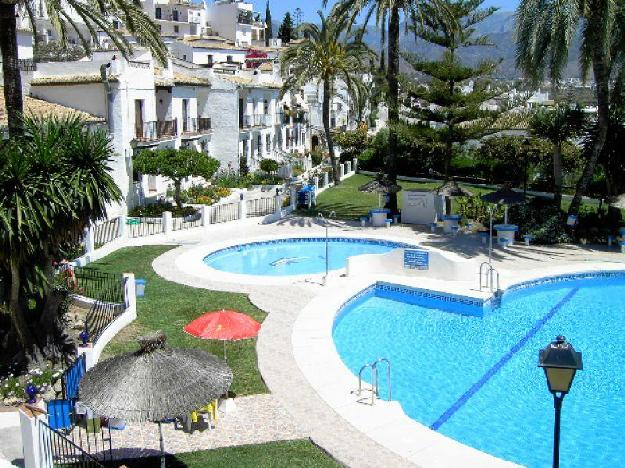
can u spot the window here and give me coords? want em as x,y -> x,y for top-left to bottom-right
207,55 -> 213,67
174,25 -> 179,33
257,134 -> 262,155
172,9 -> 179,21
183,54 -> 187,61
226,55 -> 233,63
263,99 -> 269,114
266,134 -> 271,151
155,7 -> 161,19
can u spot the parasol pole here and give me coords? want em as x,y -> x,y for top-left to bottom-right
223,340 -> 227,362
159,421 -> 166,468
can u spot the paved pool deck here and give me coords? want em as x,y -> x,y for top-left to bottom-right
4,216 -> 621,467
149,215 -> 625,467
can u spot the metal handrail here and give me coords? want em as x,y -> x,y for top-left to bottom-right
479,262 -> 500,292
373,358 -> 392,401
358,363 -> 376,405
358,358 -> 392,405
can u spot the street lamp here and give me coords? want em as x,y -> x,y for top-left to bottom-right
538,335 -> 583,468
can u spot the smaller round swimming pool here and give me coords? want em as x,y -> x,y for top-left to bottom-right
203,237 -> 415,276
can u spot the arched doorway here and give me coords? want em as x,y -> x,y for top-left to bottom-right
311,135 -> 320,152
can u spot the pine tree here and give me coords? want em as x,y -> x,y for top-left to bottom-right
403,0 -> 502,180
265,1 -> 273,47
278,12 -> 293,44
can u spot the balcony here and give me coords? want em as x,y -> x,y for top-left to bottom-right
198,117 -> 212,132
240,115 -> 252,129
135,120 -> 177,144
237,10 -> 253,25
252,114 -> 272,127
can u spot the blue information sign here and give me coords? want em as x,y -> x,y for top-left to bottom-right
404,249 -> 429,270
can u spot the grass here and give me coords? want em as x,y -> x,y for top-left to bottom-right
89,245 -> 267,396
304,174 -> 493,220
103,440 -> 341,467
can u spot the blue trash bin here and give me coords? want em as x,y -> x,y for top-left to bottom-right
135,278 -> 146,297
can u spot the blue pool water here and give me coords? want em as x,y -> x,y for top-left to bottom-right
332,274 -> 625,467
203,238 -> 413,276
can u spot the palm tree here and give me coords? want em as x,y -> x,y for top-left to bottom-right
516,0 -> 624,216
280,7 -> 374,184
0,0 -> 167,137
326,0 -> 445,212
0,116 -> 121,363
529,105 -> 586,208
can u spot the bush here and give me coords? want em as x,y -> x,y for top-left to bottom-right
182,185 -> 232,205
310,150 -> 324,167
508,198 -> 572,244
259,159 -> 279,173
455,196 -> 504,224
129,203 -> 197,218
212,170 -> 283,189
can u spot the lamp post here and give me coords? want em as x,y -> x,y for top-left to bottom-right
538,335 -> 583,468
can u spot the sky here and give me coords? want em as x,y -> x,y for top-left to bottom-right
246,0 -> 520,23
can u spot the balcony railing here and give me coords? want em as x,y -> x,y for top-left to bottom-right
240,115 -> 252,129
157,120 -> 177,138
237,10 -> 253,24
135,120 -> 177,142
252,114 -> 272,127
198,117 -> 212,132
181,117 -> 198,134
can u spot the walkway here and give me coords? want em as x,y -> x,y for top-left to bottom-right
103,395 -> 306,459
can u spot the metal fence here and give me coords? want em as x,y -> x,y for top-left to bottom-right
38,419 -> 106,467
127,217 -> 163,238
172,212 -> 202,231
84,300 -> 125,344
73,268 -> 124,303
246,197 -> 275,217
93,218 -> 121,249
209,202 -> 240,224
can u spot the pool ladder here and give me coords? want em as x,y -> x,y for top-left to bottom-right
358,358 -> 392,405
479,262 -> 500,292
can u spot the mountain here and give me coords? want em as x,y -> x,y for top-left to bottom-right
360,11 -> 582,80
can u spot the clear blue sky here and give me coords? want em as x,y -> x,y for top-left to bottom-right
247,0 -> 519,23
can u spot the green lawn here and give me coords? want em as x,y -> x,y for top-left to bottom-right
305,174 -> 493,220
90,245 -> 267,396
104,440 -> 341,467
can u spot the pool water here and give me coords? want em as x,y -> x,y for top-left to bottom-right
203,238 -> 413,276
332,275 -> 625,467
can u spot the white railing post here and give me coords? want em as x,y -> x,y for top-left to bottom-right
353,157 -> 358,173
274,195 -> 283,218
238,196 -> 247,220
323,171 -> 329,187
313,176 -> 319,192
84,225 -> 94,260
201,205 -> 211,229
339,164 -> 345,180
20,407 -> 52,468
290,186 -> 297,210
118,215 -> 127,239
162,211 -> 172,235
123,273 -> 137,321
346,161 -> 352,173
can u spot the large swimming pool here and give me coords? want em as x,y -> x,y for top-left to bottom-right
333,273 -> 625,467
203,237 -> 414,276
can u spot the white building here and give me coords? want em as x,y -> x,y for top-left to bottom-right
205,0 -> 266,48
27,50 -> 215,215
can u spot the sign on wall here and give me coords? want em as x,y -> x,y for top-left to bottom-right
403,249 -> 429,270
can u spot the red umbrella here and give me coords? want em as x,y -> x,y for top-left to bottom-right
184,310 -> 261,361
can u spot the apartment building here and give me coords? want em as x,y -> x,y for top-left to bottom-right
205,0 -> 266,48
26,50 -> 215,214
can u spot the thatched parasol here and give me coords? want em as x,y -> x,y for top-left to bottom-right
359,175 -> 402,207
79,331 -> 232,467
481,184 -> 526,223
433,180 -> 474,198
433,180 -> 473,215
